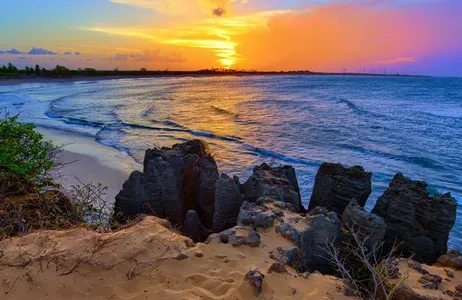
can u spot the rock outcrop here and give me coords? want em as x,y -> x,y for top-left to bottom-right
341,199 -> 386,248
212,173 -> 242,233
372,173 -> 457,264
308,163 -> 372,216
182,210 -> 209,243
242,163 -> 304,212
114,140 -> 219,229
274,206 -> 340,273
436,250 -> 462,270
115,140 -> 457,270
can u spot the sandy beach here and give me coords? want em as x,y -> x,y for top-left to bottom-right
38,127 -> 141,203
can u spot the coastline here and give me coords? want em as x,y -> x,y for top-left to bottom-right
0,72 -> 426,86
38,127 -> 141,203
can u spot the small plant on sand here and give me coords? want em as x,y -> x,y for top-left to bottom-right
0,114 -> 58,195
323,226 -> 408,300
69,180 -> 113,230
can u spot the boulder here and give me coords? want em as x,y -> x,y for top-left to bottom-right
237,201 -> 278,229
298,207 -> 340,273
308,163 -> 372,216
182,210 -> 209,243
276,206 -> 340,273
245,268 -> 265,297
217,227 -> 261,247
372,173 -> 457,264
341,199 -> 386,248
114,140 -> 219,229
212,173 -> 242,233
242,163 -> 304,212
436,250 -> 462,270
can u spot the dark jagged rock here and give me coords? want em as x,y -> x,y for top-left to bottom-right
308,163 -> 372,216
341,199 -> 386,248
275,206 -> 340,273
394,285 -> 442,300
114,140 -> 219,230
217,227 -> 261,247
245,268 -> 265,297
182,210 -> 209,243
298,207 -> 340,273
372,173 -> 457,264
273,247 -> 304,271
229,230 -> 261,247
275,223 -> 300,244
268,260 -> 287,273
437,250 -> 462,270
418,273 -> 442,290
237,201 -> 278,229
242,163 -> 304,212
212,173 -> 242,233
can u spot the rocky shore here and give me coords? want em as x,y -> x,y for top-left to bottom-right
1,139 -> 460,299
114,140 -> 457,264
110,139 -> 460,298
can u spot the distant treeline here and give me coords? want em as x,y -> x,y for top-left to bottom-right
0,63 -> 411,78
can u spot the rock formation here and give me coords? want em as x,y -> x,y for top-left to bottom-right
212,173 -> 242,233
182,210 -> 209,243
114,140 -> 219,230
114,140 -> 457,269
340,199 -> 387,248
308,162 -> 372,216
242,163 -> 305,212
372,173 -> 457,264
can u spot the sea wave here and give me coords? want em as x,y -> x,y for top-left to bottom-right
210,105 -> 238,116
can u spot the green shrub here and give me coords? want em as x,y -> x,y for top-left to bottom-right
0,115 -> 57,195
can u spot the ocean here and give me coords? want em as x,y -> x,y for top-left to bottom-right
1,75 -> 461,250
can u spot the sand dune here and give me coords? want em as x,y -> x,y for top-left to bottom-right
0,216 -> 349,300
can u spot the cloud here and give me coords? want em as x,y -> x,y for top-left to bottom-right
81,9 -> 287,68
108,0 -> 248,16
0,48 -> 25,55
376,57 -> 418,65
28,47 -> 58,55
110,50 -> 186,63
111,53 -> 129,61
64,51 -> 81,56
130,50 -> 186,62
212,7 -> 226,16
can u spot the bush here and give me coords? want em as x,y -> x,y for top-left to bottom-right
0,115 -> 114,239
0,190 -> 77,240
322,226 -> 408,300
0,115 -> 58,195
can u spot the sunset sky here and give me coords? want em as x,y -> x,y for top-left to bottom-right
1,0 -> 461,75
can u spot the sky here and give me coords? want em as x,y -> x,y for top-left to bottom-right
0,0 -> 461,76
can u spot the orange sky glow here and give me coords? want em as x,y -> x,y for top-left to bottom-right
1,0 -> 461,75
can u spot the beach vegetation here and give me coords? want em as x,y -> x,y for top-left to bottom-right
0,115 -> 57,195
0,115 -> 113,239
323,226 -> 408,300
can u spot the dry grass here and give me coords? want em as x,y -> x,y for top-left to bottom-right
322,225 -> 408,300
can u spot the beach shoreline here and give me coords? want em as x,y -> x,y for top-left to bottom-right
38,127 -> 140,203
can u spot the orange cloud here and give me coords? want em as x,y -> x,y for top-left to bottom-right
109,0 -> 248,16
376,57 -> 418,65
81,9 -> 288,68
80,0 -> 462,72
234,1 -> 462,72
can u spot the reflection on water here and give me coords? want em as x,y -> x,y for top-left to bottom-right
1,75 -> 461,249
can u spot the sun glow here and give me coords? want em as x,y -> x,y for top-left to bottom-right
81,9 -> 288,68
